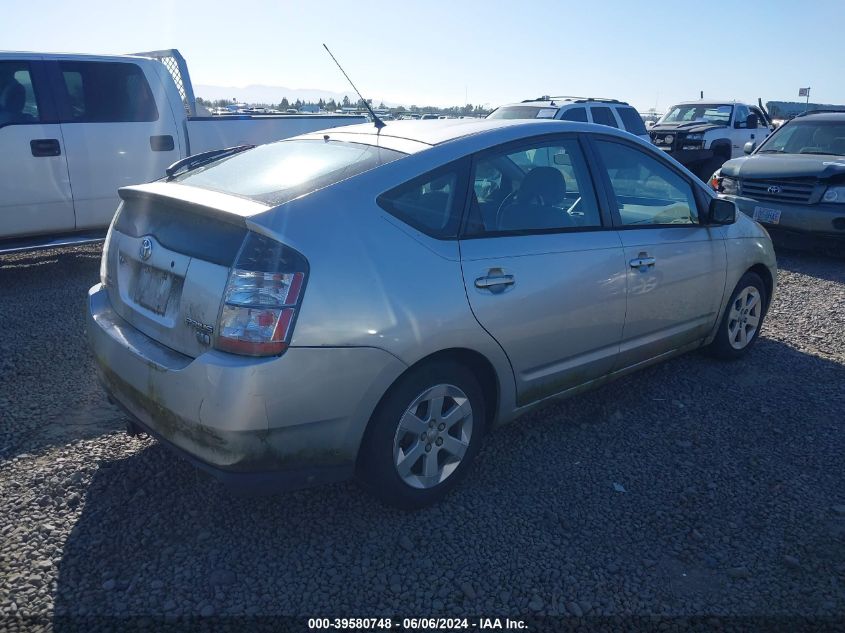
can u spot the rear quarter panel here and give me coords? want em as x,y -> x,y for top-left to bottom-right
247,150 -> 519,423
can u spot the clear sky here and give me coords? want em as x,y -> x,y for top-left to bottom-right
2,0 -> 842,111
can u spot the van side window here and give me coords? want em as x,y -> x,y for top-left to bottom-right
0,62 -> 40,125
616,107 -> 647,136
560,107 -> 587,122
590,107 -> 618,128
57,61 -> 158,123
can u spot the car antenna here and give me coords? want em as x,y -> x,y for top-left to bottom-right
322,43 -> 385,131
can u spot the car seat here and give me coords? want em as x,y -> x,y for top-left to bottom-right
497,167 -> 571,231
0,79 -> 29,122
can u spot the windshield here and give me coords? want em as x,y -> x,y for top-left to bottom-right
659,104 -> 733,125
487,105 -> 559,120
174,139 -> 405,205
756,119 -> 845,156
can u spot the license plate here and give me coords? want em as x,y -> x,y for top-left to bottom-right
753,206 -> 781,225
134,266 -> 173,315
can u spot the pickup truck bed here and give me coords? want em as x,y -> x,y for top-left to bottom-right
0,49 -> 365,249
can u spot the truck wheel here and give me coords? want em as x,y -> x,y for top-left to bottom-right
695,157 -> 725,183
707,272 -> 767,360
357,361 -> 485,509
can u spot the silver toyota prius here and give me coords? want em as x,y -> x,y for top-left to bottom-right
87,119 -> 777,508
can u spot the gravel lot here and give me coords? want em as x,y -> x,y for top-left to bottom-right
1,244 -> 843,628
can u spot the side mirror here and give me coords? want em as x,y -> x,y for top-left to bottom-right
743,141 -> 756,154
703,197 -> 736,225
746,114 -> 758,129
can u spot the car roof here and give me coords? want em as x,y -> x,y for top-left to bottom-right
507,97 -> 629,107
671,100 -> 741,106
794,111 -> 845,120
298,119 -> 654,160
305,118 -> 561,147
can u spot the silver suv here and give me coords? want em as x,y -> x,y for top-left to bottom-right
87,119 -> 777,508
488,96 -> 650,141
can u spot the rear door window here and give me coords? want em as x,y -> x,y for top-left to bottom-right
0,62 -> 41,124
560,107 -> 587,122
57,61 -> 158,123
590,106 -> 618,128
466,138 -> 602,234
616,107 -> 647,136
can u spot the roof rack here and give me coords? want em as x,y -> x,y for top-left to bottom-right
795,108 -> 845,118
521,95 -> 628,105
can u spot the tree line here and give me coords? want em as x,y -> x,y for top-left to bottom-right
196,96 -> 492,116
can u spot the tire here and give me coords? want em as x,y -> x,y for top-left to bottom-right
357,360 -> 486,509
707,272 -> 767,359
695,156 -> 725,183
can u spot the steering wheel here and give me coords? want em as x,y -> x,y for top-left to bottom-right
495,190 -> 521,228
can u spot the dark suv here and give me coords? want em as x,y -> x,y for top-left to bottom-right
711,111 -> 845,249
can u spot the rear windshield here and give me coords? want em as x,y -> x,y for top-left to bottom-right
174,139 -> 406,205
487,106 -> 559,120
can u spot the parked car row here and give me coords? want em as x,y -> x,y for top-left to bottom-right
488,95 -> 845,248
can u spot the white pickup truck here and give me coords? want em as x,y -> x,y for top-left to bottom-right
0,49 -> 366,251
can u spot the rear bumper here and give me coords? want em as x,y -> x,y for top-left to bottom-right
86,284 -> 408,490
729,195 -> 845,239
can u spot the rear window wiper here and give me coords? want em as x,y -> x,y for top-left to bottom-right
165,144 -> 255,180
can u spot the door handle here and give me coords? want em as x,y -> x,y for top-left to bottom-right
30,139 -> 61,157
150,135 -> 175,152
475,274 -> 515,289
629,256 -> 656,270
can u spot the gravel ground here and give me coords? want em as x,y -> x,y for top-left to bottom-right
0,244 -> 843,628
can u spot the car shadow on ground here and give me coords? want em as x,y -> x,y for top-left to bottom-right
51,336 -> 845,623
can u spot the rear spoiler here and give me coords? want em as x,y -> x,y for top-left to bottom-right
118,183 -> 270,227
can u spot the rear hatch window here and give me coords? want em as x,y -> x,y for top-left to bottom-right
174,139 -> 405,206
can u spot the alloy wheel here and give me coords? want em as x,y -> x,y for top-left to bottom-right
727,286 -> 762,350
392,384 -> 474,489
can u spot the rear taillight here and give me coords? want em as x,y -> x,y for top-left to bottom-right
215,232 -> 308,357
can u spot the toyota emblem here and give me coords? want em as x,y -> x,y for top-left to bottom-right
767,185 -> 782,194
139,237 -> 153,261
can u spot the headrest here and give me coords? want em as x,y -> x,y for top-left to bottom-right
0,80 -> 25,113
517,167 -> 566,205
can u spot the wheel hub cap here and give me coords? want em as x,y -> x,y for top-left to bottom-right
393,384 -> 473,490
727,286 -> 762,350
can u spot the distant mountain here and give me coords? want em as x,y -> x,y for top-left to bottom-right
194,83 -> 399,107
